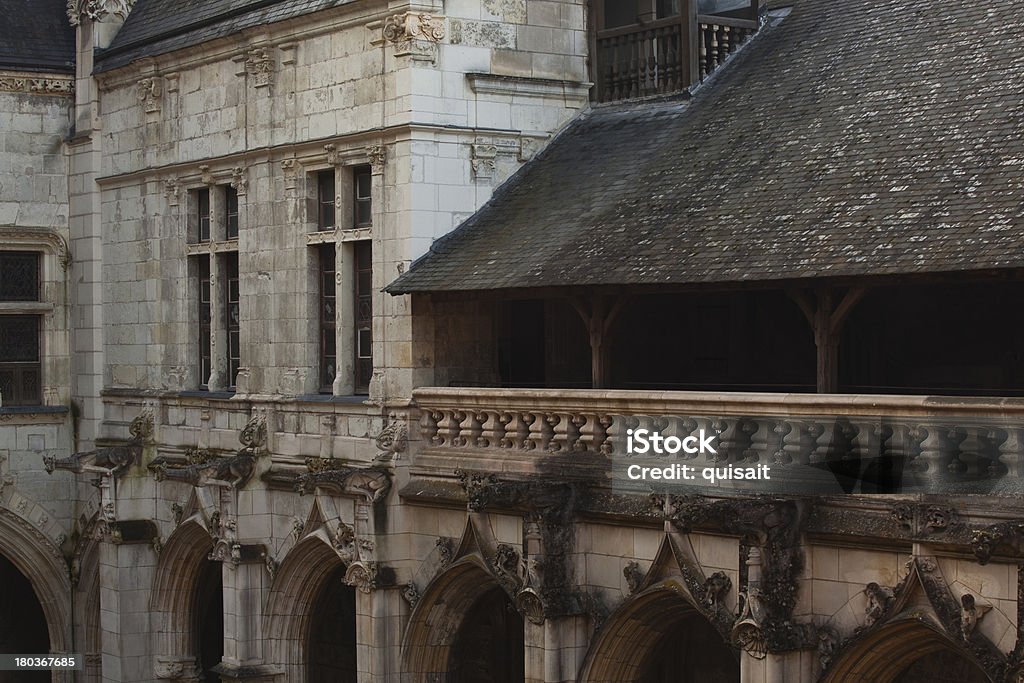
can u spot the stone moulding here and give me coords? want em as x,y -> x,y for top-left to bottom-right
466,73 -> 592,100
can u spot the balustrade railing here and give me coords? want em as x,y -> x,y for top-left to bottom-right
594,13 -> 758,103
412,388 -> 1024,494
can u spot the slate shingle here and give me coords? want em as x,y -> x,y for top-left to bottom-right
94,0 -> 352,73
388,0 -> 1024,294
0,0 -> 76,73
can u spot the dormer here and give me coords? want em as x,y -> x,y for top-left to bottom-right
593,0 -> 766,102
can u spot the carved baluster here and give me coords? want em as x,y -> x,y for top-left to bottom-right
646,31 -> 657,95
447,411 -> 466,447
477,411 -> 502,449
717,26 -> 728,65
546,413 -> 572,453
945,427 -> 967,477
499,412 -> 518,449
541,413 -> 559,452
745,417 -> 770,466
461,412 -> 483,449
999,427 -> 1024,480
422,410 -> 441,446
710,417 -> 743,464
980,428 -> 1004,478
956,426 -> 984,478
914,423 -> 958,487
699,24 -> 708,78
781,421 -> 822,466
599,415 -> 613,455
521,412 -> 539,451
576,413 -> 609,455
564,412 -> 582,452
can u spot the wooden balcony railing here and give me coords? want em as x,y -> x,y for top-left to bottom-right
594,11 -> 758,102
411,388 -> 1024,494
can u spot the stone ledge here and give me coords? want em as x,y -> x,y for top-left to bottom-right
466,72 -> 592,99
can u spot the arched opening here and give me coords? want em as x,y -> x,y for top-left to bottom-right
449,586 -> 524,682
307,563 -> 357,682
194,558 -> 223,682
579,586 -> 739,683
150,519 -> 221,679
264,536 -> 357,682
824,618 -> 990,683
402,560 -> 525,682
0,553 -> 50,683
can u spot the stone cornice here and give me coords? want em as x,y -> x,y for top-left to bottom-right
67,0 -> 135,26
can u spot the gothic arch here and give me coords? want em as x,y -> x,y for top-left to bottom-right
263,534 -> 353,682
578,583 -> 740,683
822,618 -> 991,683
72,513 -> 102,681
149,517 -> 216,679
401,556 -> 523,682
0,507 -> 73,678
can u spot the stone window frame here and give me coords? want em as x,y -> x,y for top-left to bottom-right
181,169 -> 244,392
0,229 -> 70,408
302,144 -> 377,396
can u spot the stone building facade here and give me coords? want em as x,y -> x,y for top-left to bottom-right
2,0 -> 1024,682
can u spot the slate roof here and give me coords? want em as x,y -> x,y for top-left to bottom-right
95,0 -> 351,73
388,0 -> 1024,294
0,0 -> 76,73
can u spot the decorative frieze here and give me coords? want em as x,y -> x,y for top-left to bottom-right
0,73 -> 74,96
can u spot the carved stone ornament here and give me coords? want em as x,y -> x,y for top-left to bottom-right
68,0 -> 135,26
245,48 -> 274,88
367,144 -> 386,173
471,143 -> 498,181
382,12 -> 446,43
864,581 -> 895,627
137,77 -> 162,113
239,414 -> 267,453
436,536 -> 453,566
623,561 -> 643,594
130,410 -> 155,443
374,414 -> 408,461
732,589 -> 769,659
703,571 -> 733,609
231,166 -> 248,196
971,520 -> 1024,565
817,624 -> 840,671
344,561 -> 379,593
401,581 -> 421,608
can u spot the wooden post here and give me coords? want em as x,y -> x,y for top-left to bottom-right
683,0 -> 698,86
788,287 -> 866,394
571,295 -> 627,390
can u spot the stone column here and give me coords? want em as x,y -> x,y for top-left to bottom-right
98,533 -> 160,683
216,559 -> 275,682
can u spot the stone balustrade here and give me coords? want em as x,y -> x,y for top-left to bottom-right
411,388 -> 1024,493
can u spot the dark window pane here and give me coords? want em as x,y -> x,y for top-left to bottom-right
319,244 -> 336,392
318,170 -> 336,231
224,253 -> 240,388
0,252 -> 40,302
197,256 -> 211,387
354,167 -> 372,227
353,241 -> 372,393
225,186 -> 239,240
196,188 -> 211,242
0,316 -> 40,362
0,314 -> 41,406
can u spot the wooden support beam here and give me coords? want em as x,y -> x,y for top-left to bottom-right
789,287 -> 868,394
570,295 -> 626,390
